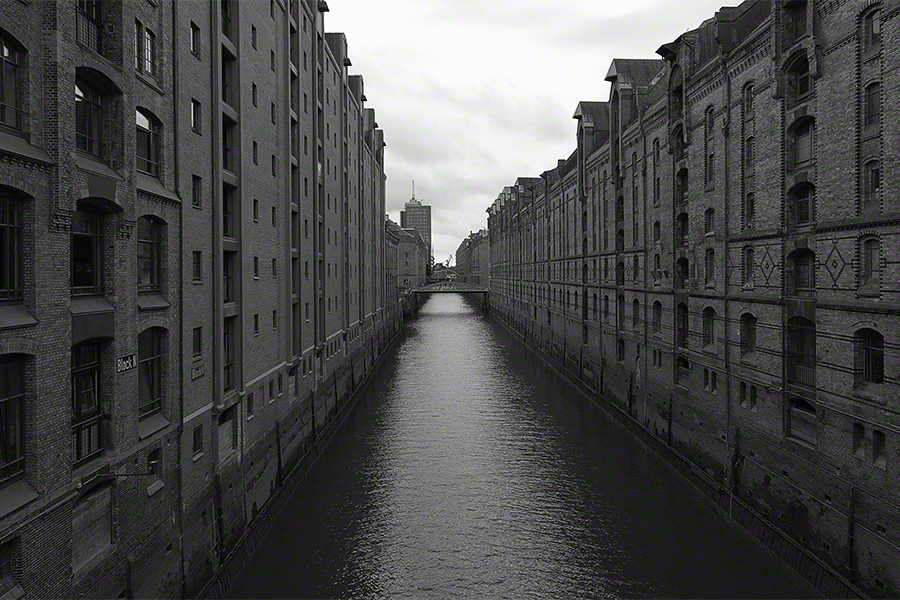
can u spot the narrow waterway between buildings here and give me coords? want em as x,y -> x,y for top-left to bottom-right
228,293 -> 818,599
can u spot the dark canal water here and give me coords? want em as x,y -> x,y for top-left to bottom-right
228,294 -> 818,599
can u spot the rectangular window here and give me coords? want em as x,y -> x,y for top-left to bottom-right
0,34 -> 23,130
272,155 -> 277,176
0,356 -> 26,481
252,83 -> 257,107
247,392 -> 254,416
191,99 -> 201,133
272,309 -> 277,329
873,430 -> 886,469
223,187 -> 235,237
192,326 -> 202,357
251,25 -> 257,49
253,141 -> 258,165
223,316 -> 236,390
304,261 -> 309,279
253,256 -> 259,278
272,258 -> 277,278
253,198 -> 259,221
71,209 -> 104,295
278,373 -> 283,394
192,251 -> 202,282
253,313 -> 259,336
0,196 -> 23,301
72,342 -> 104,465
853,423 -> 865,459
271,50 -> 275,71
192,175 -> 202,209
76,0 -> 102,54
271,102 -> 276,124
271,206 -> 276,227
223,251 -> 235,302
138,328 -> 163,418
192,424 -> 203,456
269,380 -> 274,399
190,22 -> 200,57
144,28 -> 157,77
137,217 -> 161,293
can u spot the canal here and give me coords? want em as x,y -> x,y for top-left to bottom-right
228,294 -> 818,599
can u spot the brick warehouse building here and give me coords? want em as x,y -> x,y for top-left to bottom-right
485,1 -> 899,596
0,0 -> 398,597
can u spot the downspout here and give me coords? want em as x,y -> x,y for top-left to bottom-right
171,1 -> 186,595
720,40 -> 735,501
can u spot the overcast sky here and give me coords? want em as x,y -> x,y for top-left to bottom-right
327,0 -> 728,264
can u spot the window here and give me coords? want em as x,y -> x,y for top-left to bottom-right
251,25 -> 257,49
192,327 -> 202,358
864,8 -> 881,52
190,22 -> 200,57
675,357 -> 690,386
853,423 -> 866,459
676,303 -> 688,348
137,216 -> 162,294
788,249 -> 815,297
653,253 -> 661,282
790,184 -> 813,227
148,448 -> 161,476
71,208 -> 104,295
272,309 -> 277,329
269,380 -> 274,399
675,257 -> 689,289
873,430 -> 886,469
790,55 -> 811,102
788,398 -> 816,445
271,102 -> 276,124
704,208 -> 714,234
271,206 -> 276,227
744,136 -> 754,174
793,119 -> 813,167
603,295 -> 609,320
704,368 -> 717,393
192,251 -> 202,282
864,160 -> 880,208
0,356 -> 25,482
743,85 -> 754,120
653,221 -> 660,243
705,249 -> 715,285
252,142 -> 258,165
135,21 -> 157,77
190,175 -> 203,209
0,33 -> 23,130
652,301 -> 662,333
75,79 -> 102,156
247,392 -> 254,416
76,0 -> 102,54
0,195 -> 23,301
191,99 -> 201,133
223,317 -> 235,390
616,338 -> 625,362
865,83 -> 880,127
861,237 -> 880,289
706,154 -> 714,186
136,109 -> 160,176
138,328 -> 164,418
786,317 -> 816,387
270,50 -> 275,71
705,106 -> 714,140
72,342 -> 104,464
272,258 -> 277,278
632,298 -> 640,328
744,193 -> 755,228
855,328 -> 884,385
252,198 -> 259,221
702,307 -> 716,347
272,155 -> 277,176
252,83 -> 257,107
192,425 -> 203,456
787,1 -> 807,42
253,256 -> 259,278
223,187 -> 235,238
740,314 -> 757,356
743,247 -> 754,286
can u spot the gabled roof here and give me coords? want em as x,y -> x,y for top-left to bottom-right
604,58 -> 665,86
573,101 -> 609,130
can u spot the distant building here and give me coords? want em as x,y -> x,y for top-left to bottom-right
455,230 -> 489,288
398,228 -> 429,289
400,195 -> 432,259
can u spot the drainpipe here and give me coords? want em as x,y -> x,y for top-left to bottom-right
720,37 -> 735,498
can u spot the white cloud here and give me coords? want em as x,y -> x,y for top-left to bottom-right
327,0 -> 728,261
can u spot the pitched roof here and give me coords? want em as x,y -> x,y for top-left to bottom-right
604,58 -> 665,87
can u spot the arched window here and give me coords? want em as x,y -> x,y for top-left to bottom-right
75,79 -> 103,156
633,256 -> 639,282
593,293 -> 598,318
704,208 -> 714,234
0,32 -> 24,130
743,246 -> 754,286
138,327 -> 166,418
789,54 -> 811,103
617,338 -> 625,362
653,253 -> 661,282
743,84 -> 754,121
675,257 -> 689,289
702,307 -> 716,346
705,248 -> 715,284
676,303 -> 689,348
861,237 -> 880,290
603,294 -> 610,321
740,313 -> 757,356
137,216 -> 163,294
136,108 -> 160,176
675,168 -> 688,203
863,160 -> 880,208
744,136 -> 755,173
789,183 -> 814,227
705,106 -> 715,140
865,82 -> 881,127
616,261 -> 624,286
864,8 -> 881,52
632,298 -> 640,328
653,139 -> 660,166
786,317 -> 816,387
788,249 -> 815,297
788,397 -> 817,445
855,328 -> 884,385
675,212 -> 688,247
653,221 -> 660,242
652,301 -> 662,333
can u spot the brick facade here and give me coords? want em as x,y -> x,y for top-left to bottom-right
484,1 -> 900,596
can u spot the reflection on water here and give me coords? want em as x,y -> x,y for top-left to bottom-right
229,294 -> 817,599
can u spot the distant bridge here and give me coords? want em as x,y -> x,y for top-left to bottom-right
412,281 -> 489,295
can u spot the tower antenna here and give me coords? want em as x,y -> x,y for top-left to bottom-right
412,179 -> 415,200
